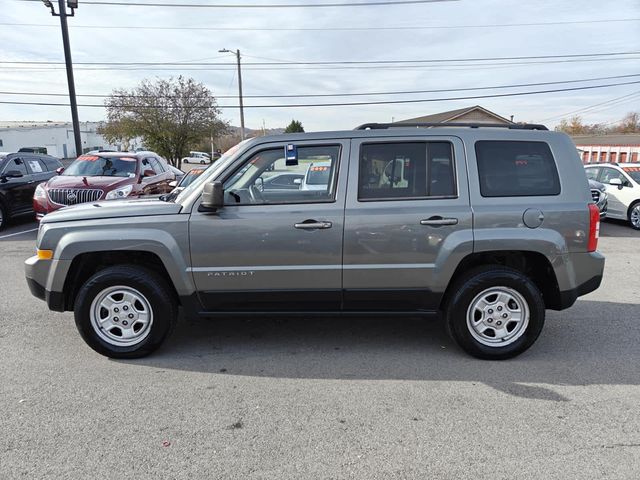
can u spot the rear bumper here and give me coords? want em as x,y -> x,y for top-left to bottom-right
556,251 -> 605,310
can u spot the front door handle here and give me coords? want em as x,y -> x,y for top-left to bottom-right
294,220 -> 333,230
420,216 -> 459,227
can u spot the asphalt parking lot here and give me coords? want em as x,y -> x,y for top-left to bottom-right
1,218 -> 639,479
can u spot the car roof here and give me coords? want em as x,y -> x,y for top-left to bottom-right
585,163 -> 640,168
82,151 -> 161,159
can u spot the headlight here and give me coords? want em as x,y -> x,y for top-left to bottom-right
34,183 -> 46,199
105,185 -> 133,200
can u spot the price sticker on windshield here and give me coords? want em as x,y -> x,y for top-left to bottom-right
285,144 -> 298,166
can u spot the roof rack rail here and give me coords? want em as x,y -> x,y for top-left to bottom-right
354,122 -> 549,131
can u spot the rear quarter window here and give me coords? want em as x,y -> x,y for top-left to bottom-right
475,141 -> 561,197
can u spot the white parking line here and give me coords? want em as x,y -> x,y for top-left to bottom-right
0,227 -> 39,240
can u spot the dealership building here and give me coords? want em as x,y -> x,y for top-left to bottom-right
573,134 -> 640,164
0,121 -> 137,159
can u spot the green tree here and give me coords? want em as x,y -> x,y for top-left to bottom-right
283,119 -> 305,133
99,76 -> 228,167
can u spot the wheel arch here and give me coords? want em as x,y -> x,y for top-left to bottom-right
61,250 -> 181,312
440,250 -> 561,311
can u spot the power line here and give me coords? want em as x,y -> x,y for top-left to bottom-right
2,56 -> 639,72
2,18 -> 638,31
16,0 -> 457,8
3,51 -> 638,66
3,79 -> 640,109
538,90 -> 640,122
2,73 -> 639,99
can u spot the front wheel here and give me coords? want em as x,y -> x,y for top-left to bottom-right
445,266 -> 545,360
629,202 -> 640,230
74,265 -> 177,358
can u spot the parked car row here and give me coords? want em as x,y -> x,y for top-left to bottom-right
585,162 -> 640,230
0,150 -> 181,229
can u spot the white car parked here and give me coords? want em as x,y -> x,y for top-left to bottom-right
182,151 -> 212,165
585,162 -> 640,229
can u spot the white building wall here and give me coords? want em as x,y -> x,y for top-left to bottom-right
0,122 -> 140,159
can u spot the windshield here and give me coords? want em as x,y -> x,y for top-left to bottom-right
179,167 -> 208,188
174,140 -> 251,204
63,155 -> 138,178
623,167 -> 640,183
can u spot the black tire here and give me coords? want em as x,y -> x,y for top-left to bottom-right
444,266 -> 545,360
200,160 -> 205,165
74,265 -> 177,359
0,201 -> 7,231
628,201 -> 640,230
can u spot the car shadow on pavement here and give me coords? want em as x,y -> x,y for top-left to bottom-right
119,299 -> 639,401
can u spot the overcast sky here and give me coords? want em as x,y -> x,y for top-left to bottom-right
1,0 -> 639,131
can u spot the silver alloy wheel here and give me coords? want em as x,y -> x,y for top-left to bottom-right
89,286 -> 153,347
631,204 -> 640,229
466,286 -> 530,347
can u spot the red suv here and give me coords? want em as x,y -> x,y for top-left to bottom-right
34,151 -> 175,219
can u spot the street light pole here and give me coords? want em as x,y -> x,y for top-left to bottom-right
220,48 -> 245,140
43,1 -> 82,158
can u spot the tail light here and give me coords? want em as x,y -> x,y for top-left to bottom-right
588,204 -> 600,252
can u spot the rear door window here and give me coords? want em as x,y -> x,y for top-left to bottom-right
358,142 -> 456,201
475,141 -> 560,197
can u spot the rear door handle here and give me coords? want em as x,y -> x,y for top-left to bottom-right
420,217 -> 459,227
294,220 -> 332,230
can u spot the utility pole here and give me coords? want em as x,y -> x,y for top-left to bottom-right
43,1 -> 82,158
219,48 -> 245,140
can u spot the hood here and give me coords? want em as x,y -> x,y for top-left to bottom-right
588,179 -> 606,191
46,175 -> 134,190
41,198 -> 182,224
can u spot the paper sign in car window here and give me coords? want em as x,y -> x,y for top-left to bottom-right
28,160 -> 43,173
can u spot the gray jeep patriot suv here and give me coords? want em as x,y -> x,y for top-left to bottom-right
25,123 -> 605,360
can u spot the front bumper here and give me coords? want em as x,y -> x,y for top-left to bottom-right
25,255 -> 66,312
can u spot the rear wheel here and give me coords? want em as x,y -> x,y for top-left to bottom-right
445,266 -> 545,360
0,201 -> 7,230
629,202 -> 640,230
74,265 -> 177,358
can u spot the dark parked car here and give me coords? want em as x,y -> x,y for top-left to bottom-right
588,178 -> 607,218
34,151 -> 176,219
0,152 -> 63,229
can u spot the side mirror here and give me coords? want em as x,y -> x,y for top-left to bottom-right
200,180 -> 224,211
608,178 -> 623,189
143,169 -> 155,178
55,167 -> 65,175
4,170 -> 23,178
